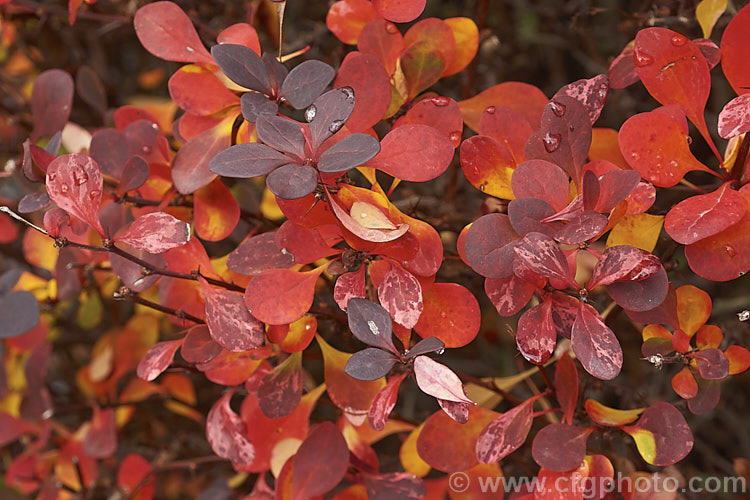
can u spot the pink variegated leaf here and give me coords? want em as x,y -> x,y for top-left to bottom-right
257,352 -> 303,418
588,246 -> 662,289
554,210 -> 608,245
689,348 -> 729,380
333,267 -> 366,310
368,372 -> 407,431
532,423 -> 592,472
377,263 -> 423,329
571,302 -> 623,380
198,276 -> 264,352
413,356 -> 473,404
484,275 -> 536,317
363,472 -> 426,500
718,93 -> 750,139
664,182 -> 745,245
437,399 -> 471,424
516,298 -> 556,365
114,212 -> 190,254
552,74 -> 609,125
45,153 -> 105,236
513,232 -> 576,288
476,399 -> 534,464
136,339 -> 183,381
206,390 -> 254,467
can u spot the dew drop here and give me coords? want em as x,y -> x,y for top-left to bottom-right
73,169 -> 88,185
479,184 -> 486,192
436,348 -> 445,355
568,123 -> 575,132
630,152 -> 640,160
439,311 -> 447,319
142,145 -> 152,154
305,323 -> 312,330
669,160 -> 678,168
432,96 -> 450,107
725,245 -> 737,257
359,211 -> 367,218
340,86 -> 355,101
280,247 -> 289,255
449,130 -> 461,142
655,153 -> 662,161
670,34 -> 687,47
686,136 -> 693,144
89,190 -> 101,199
305,104 -> 317,122
485,106 -> 496,115
549,100 -> 566,117
62,105 -> 70,112
634,48 -> 654,67
152,123 -> 159,130
385,22 -> 398,34
329,119 -> 345,133
597,87 -> 608,99
185,46 -> 195,53
542,132 -> 562,153
60,184 -> 69,193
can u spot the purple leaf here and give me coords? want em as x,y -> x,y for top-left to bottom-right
240,91 -> 278,122
210,142 -> 290,178
347,298 -> 397,354
31,69 -> 74,141
18,191 -> 51,213
0,291 -> 39,338
345,348 -> 398,381
404,337 -> 445,360
511,159 -> 571,211
256,115 -> 306,158
257,352 -> 303,418
464,213 -> 520,279
262,53 -> 289,93
211,44 -> 271,95
265,163 -> 318,200
89,129 -> 130,178
227,231 -> 295,275
364,472 -> 426,500
513,232 -> 576,287
317,133 -> 380,173
607,266 -> 668,312
109,243 -> 165,292
181,325 -> 223,364
281,60 -> 336,110
199,276 -> 264,352
117,157 -> 150,196
532,424 -> 591,471
689,348 -> 729,380
307,87 -> 357,151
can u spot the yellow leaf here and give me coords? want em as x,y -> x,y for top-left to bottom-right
400,423 -> 431,477
349,201 -> 398,230
606,213 -> 664,252
261,187 -> 285,221
696,0 -> 727,39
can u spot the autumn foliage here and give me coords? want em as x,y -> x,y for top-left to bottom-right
2,0 -> 750,498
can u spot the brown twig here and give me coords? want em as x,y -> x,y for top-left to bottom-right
114,287 -> 205,325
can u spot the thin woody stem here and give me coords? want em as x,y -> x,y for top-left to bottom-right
114,287 -> 205,324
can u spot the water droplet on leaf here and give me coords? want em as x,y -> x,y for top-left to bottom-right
60,184 -> 69,193
436,348 -> 445,355
73,169 -> 88,185
725,245 -> 737,257
669,160 -> 678,168
432,96 -> 450,107
385,22 -> 398,34
340,86 -> 355,101
670,34 -> 687,47
485,106 -> 496,115
89,190 -> 100,199
686,136 -> 693,144
542,132 -> 562,153
634,48 -> 654,67
449,131 -> 461,142
549,100 -> 566,117
142,146 -> 151,154
329,119 -> 345,134
185,46 -> 195,53
479,184 -> 486,192
305,104 -> 317,122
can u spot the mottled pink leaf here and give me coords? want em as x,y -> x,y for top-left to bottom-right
198,276 -> 264,352
114,212 -> 190,254
588,245 -> 662,289
484,275 -> 536,317
413,355 -> 473,404
476,399 -> 534,464
364,472 -> 426,500
437,399 -> 471,424
206,390 -> 255,467
513,232 -> 576,288
516,298 -> 556,365
571,302 -> 623,380
45,153 -> 105,236
377,263 -> 423,328
227,231 -> 296,276
257,352 -> 303,418
334,268 -> 366,310
532,424 -> 591,472
368,372 -> 407,431
718,94 -> 750,139
136,339 -> 183,381
552,74 -> 609,125
689,348 -> 729,380
31,69 -> 74,141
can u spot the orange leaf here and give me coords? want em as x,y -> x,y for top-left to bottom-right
245,265 -> 326,325
413,283 -> 480,348
676,285 -> 711,336
194,179 -> 240,241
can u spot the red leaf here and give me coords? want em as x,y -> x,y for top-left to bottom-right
346,298 -> 397,353
45,153 -> 105,236
198,276 -> 264,352
358,19 -> 404,75
413,356 -> 473,404
31,70 -> 74,141
117,454 -> 154,499
193,179 -> 240,242
227,231 -> 296,276
114,212 -> 190,254
689,348 -> 729,380
368,372 -> 407,431
475,399 -> 534,464
484,275 -> 536,317
206,390 -> 255,467
83,406 -> 117,459
403,19 -> 456,79
181,325 -> 222,364
326,0 -> 380,45
516,299 -> 556,365
377,262 -> 423,329
291,422 -> 350,500
634,28 -> 717,155
665,182 -> 745,245
672,367 -> 698,399
532,424 -> 591,472
368,124 -> 454,181
0,413 -> 37,447
555,351 -> 579,425
372,0 -> 426,23
588,245 -> 662,289
458,82 -> 548,133
618,109 -> 714,187
721,3 -> 750,96
718,93 -> 750,139
403,96 -> 463,147
608,45 -> 638,89
511,159 -> 571,212
459,134 -> 516,198
684,210 -> 750,281
726,345 -> 750,375
217,23 -> 261,53
172,116 -> 233,194
413,283 -> 480,348
688,377 -> 721,415
136,339 -> 183,381
133,1 -> 213,65
479,105 -> 534,163
333,52 -> 391,132
245,266 -> 326,325
623,402 -> 693,466
257,352 -> 303,418
168,65 -> 240,116
571,302 -> 623,380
